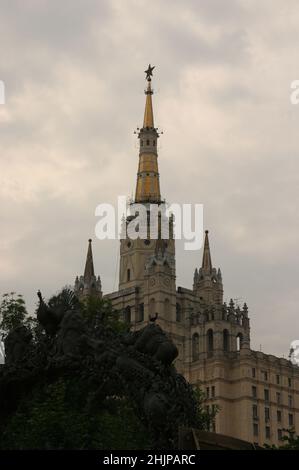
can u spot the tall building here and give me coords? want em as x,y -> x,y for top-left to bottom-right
75,67 -> 299,446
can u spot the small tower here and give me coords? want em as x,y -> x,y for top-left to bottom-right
193,230 -> 223,305
74,239 -> 102,299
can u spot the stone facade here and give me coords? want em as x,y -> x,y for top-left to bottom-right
75,70 -> 299,447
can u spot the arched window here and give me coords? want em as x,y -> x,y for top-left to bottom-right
207,329 -> 214,357
138,303 -> 144,322
164,298 -> 170,316
237,333 -> 243,351
176,303 -> 182,322
127,268 -> 130,281
192,333 -> 199,361
124,306 -> 131,323
223,329 -> 229,352
149,298 -> 156,316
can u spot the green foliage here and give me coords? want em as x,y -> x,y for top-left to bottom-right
0,292 -> 28,337
48,287 -> 80,314
80,296 -> 128,334
0,378 -> 150,450
263,429 -> 299,450
278,429 -> 299,449
193,387 -> 219,431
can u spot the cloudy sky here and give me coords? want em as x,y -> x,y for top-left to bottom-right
0,0 -> 298,357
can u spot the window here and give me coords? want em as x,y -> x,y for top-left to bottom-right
253,405 -> 258,420
236,333 -> 243,351
207,329 -> 214,357
176,303 -> 182,322
149,298 -> 156,316
265,426 -> 270,439
252,368 -> 256,378
141,140 -> 143,147
278,429 -> 283,441
192,333 -> 199,362
146,139 -> 150,145
288,378 -> 292,388
288,395 -> 293,408
264,389 -> 269,402
153,140 -> 155,145
223,329 -> 229,352
253,423 -> 259,436
277,410 -> 282,422
138,303 -> 144,322
164,298 -> 170,316
124,306 -> 131,323
265,407 -> 270,422
276,392 -> 281,405
276,375 -> 280,385
289,414 -> 294,426
262,370 -> 268,381
127,268 -> 131,281
211,386 -> 215,398
206,387 -> 210,399
252,386 -> 257,399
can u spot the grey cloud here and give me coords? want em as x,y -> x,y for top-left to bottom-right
0,0 -> 299,359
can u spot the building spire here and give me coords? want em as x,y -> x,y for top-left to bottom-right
135,64 -> 161,204
84,239 -> 95,281
74,239 -> 102,299
202,230 -> 212,273
193,230 -> 223,305
143,76 -> 154,128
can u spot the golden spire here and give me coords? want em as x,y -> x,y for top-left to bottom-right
143,80 -> 154,128
135,65 -> 161,204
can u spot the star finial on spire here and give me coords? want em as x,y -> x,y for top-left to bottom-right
145,64 -> 155,81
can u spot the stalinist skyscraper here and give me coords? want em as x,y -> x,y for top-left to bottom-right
75,66 -> 299,447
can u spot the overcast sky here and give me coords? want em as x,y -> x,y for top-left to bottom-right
0,0 -> 298,358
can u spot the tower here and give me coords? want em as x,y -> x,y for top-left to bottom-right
193,230 -> 223,305
118,65 -> 176,327
83,66 -> 299,447
74,239 -> 102,299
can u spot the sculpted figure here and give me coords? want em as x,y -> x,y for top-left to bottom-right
4,325 -> 32,365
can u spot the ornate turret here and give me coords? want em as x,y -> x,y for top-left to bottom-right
74,239 -> 102,299
135,64 -> 161,204
193,230 -> 223,305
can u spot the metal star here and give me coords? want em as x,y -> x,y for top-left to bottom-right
145,64 -> 155,81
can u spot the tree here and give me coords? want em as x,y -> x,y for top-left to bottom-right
0,293 -> 27,337
193,388 -> 219,431
0,287 -> 215,449
279,429 -> 299,449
